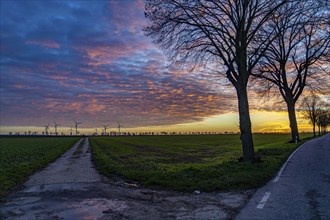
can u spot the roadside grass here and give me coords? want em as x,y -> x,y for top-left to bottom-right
0,137 -> 80,200
90,133 -> 313,192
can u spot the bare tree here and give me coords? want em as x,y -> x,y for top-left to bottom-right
144,0 -> 287,162
316,106 -> 330,135
300,94 -> 323,137
254,1 -> 330,142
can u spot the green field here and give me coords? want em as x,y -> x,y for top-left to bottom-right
0,137 -> 80,199
0,134 -> 314,199
90,133 -> 313,192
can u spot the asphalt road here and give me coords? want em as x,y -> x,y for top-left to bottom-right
236,134 -> 330,220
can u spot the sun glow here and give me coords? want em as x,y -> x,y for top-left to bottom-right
126,110 -> 311,134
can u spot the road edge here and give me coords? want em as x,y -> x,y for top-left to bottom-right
273,135 -> 327,183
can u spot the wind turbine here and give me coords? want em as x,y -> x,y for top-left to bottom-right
44,123 -> 50,135
54,121 -> 61,136
103,124 -> 109,136
73,120 -> 82,135
116,121 -> 122,134
69,127 -> 73,136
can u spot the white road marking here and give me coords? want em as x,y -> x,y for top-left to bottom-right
257,192 -> 271,209
273,141 -> 309,182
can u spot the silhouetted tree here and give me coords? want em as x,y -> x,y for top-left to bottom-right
300,94 -> 324,137
144,0 -> 287,162
316,107 -> 330,135
254,1 -> 330,142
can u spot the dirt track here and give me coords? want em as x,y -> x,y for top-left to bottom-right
1,138 -> 253,219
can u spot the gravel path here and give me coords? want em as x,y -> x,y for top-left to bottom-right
1,138 -> 251,220
25,138 -> 101,187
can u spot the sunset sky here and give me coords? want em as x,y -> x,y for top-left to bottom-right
0,0 -> 323,135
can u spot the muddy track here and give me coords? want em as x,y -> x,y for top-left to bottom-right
1,138 -> 253,220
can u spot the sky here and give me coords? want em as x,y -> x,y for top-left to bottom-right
0,0 -> 321,135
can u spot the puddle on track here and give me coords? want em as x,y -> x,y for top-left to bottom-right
1,197 -> 128,220
53,198 -> 128,220
1,184 -> 253,220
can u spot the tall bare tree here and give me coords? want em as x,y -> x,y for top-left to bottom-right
144,0 -> 286,162
254,1 -> 330,142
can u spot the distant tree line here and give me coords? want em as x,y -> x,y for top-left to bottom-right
300,94 -> 330,137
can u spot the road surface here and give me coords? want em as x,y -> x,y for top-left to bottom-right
236,134 -> 330,220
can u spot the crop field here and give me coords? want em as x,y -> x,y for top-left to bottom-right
0,137 -> 80,199
90,133 -> 313,192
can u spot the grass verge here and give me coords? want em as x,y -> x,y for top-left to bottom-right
90,133 -> 313,192
0,137 -> 80,200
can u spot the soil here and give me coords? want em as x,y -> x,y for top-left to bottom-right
0,138 -> 253,220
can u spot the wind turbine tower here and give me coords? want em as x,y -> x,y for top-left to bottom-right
44,124 -> 50,135
54,121 -> 61,136
103,124 -> 109,136
117,121 -> 122,134
73,120 -> 82,135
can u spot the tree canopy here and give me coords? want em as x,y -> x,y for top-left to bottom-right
144,0 -> 287,161
254,0 -> 330,141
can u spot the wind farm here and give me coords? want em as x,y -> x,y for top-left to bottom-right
4,119 -> 136,137
1,118 -> 313,137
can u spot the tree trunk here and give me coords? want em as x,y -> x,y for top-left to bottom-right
286,101 -> 300,142
236,86 -> 255,162
313,123 -> 316,137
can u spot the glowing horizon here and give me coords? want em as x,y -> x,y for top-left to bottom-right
0,111 -> 313,135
